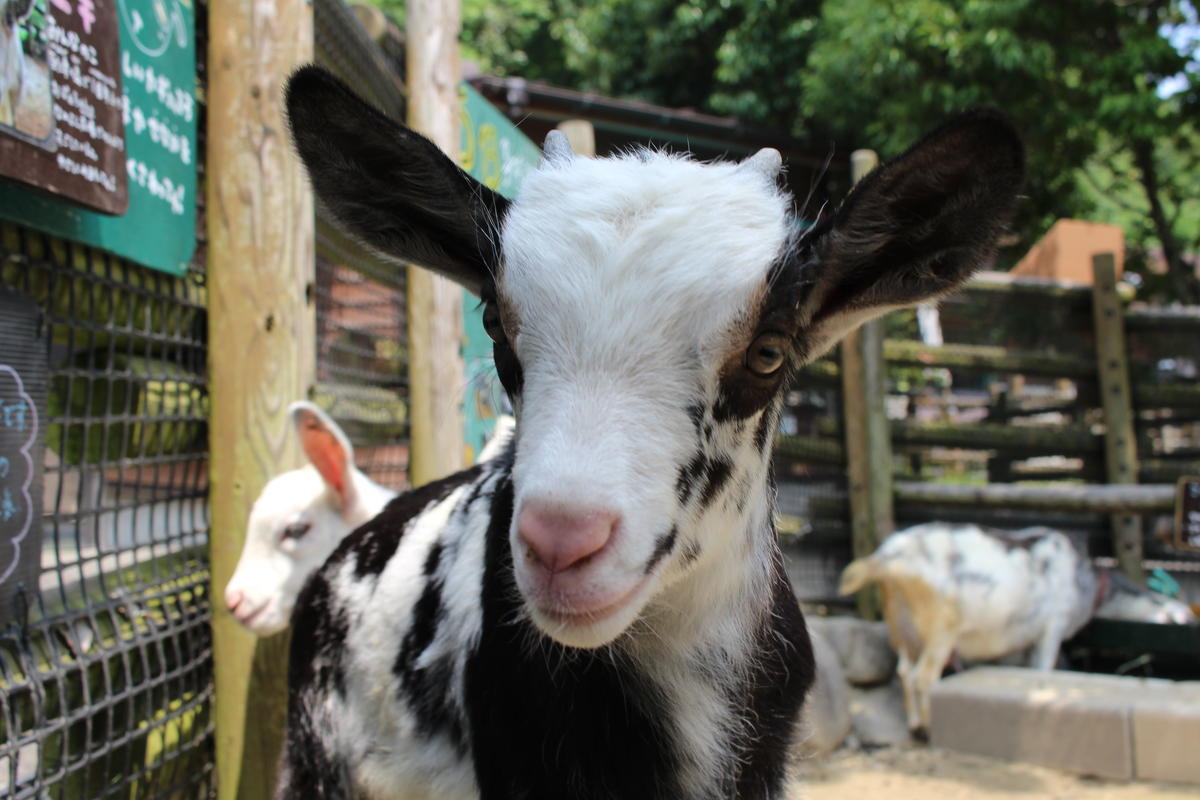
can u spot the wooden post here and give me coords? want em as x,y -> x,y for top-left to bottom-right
207,2 -> 315,798
841,149 -> 892,620
556,119 -> 596,157
406,0 -> 466,486
1091,253 -> 1144,582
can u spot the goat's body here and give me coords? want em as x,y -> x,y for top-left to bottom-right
281,445 -> 810,799
841,522 -> 1163,731
283,67 -> 1026,799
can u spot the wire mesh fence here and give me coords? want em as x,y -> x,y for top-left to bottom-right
313,0 -> 412,491
0,225 -> 215,799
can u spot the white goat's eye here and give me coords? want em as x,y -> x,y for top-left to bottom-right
282,521 -> 312,540
745,333 -> 787,376
482,303 -> 504,342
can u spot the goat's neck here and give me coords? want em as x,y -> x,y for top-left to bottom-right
633,474 -> 777,660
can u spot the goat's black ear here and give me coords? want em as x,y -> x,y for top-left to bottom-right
790,110 -> 1024,360
285,66 -> 508,296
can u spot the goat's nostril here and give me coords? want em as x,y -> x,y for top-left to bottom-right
225,589 -> 243,614
517,503 -> 619,575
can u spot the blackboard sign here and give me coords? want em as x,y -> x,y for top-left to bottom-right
1176,476 -> 1200,552
0,0 -> 129,213
0,0 -> 196,275
0,288 -> 46,620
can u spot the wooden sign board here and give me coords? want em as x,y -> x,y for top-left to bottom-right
0,0 -> 128,214
0,288 -> 46,620
1176,476 -> 1200,552
0,0 -> 197,275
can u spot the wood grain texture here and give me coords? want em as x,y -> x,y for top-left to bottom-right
841,149 -> 890,620
406,0 -> 466,486
206,2 -> 315,797
1091,253 -> 1144,583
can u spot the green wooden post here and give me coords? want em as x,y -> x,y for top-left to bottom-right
1091,253 -> 1145,582
841,149 -> 892,620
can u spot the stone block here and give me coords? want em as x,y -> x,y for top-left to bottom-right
849,680 -> 911,748
806,616 -> 897,686
929,667 -> 1133,780
797,629 -> 852,757
1133,702 -> 1200,784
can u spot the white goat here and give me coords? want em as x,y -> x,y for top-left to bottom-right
839,522 -> 1196,733
0,0 -> 34,127
226,407 -> 514,637
279,65 -> 1024,799
224,402 -> 395,636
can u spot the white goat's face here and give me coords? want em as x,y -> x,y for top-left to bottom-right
495,155 -> 793,645
225,469 -> 350,636
287,67 -> 1025,649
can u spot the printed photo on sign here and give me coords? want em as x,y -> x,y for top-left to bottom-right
0,0 -> 55,146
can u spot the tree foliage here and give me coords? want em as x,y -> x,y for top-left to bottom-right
361,0 -> 1200,301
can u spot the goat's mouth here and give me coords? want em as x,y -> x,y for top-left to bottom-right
523,574 -> 653,648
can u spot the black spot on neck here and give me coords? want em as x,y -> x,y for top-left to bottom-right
645,526 -> 679,575
699,456 -> 734,509
676,452 -> 707,506
346,463 -> 485,578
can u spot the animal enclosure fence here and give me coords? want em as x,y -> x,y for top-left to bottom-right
0,1 -> 411,797
777,259 -> 1200,604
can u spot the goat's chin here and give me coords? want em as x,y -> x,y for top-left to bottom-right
237,603 -> 291,638
522,577 -> 655,649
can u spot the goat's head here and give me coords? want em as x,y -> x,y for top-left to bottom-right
287,67 -> 1024,648
225,401 -> 388,636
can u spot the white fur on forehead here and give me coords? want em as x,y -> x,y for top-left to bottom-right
500,150 -> 792,348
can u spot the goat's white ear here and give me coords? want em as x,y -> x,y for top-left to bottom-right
739,148 -> 782,181
542,130 -> 574,164
290,401 -> 356,511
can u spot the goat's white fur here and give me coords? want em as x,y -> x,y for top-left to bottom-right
503,151 -> 789,647
224,402 -> 395,636
840,522 -> 1196,731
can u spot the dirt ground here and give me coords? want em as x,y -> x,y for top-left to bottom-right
793,745 -> 1197,800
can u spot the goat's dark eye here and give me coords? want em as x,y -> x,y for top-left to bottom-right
282,521 -> 312,540
482,303 -> 505,342
745,333 -> 787,376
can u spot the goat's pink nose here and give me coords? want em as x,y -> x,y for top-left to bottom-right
517,503 -> 618,574
225,588 -> 244,614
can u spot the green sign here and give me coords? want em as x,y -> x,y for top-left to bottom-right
0,0 -> 197,276
459,83 -> 540,460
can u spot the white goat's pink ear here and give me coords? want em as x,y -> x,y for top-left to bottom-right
290,401 -> 356,510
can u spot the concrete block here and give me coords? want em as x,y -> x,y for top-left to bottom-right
929,667 -> 1133,780
850,680 -> 911,748
1133,703 -> 1200,784
806,616 -> 897,686
797,629 -> 852,757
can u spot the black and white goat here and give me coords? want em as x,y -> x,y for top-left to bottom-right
279,65 -> 1024,800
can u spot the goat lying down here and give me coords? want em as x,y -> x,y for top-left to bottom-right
839,522 -> 1196,733
280,65 -> 1024,800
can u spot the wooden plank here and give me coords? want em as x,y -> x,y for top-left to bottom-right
841,149 -> 889,620
556,119 -> 596,157
1092,253 -> 1144,582
406,0 -> 466,486
893,481 -> 1175,514
206,2 -> 315,798
883,339 -> 1095,379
